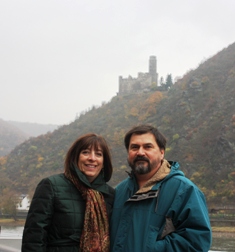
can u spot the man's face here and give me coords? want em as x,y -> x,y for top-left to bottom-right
127,133 -> 164,175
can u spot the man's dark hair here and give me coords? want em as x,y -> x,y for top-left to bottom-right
124,125 -> 166,151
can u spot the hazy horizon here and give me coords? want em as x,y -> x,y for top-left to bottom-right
0,0 -> 234,125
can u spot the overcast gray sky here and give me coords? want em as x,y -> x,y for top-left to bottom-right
0,0 -> 234,125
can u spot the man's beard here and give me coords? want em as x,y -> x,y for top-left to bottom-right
128,156 -> 156,175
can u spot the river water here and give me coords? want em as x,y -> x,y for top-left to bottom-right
0,226 -> 234,251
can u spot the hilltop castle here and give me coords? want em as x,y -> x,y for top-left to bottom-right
118,56 -> 158,95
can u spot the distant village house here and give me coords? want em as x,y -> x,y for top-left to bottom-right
16,194 -> 30,211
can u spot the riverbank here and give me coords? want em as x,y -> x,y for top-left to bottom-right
1,218 -> 235,241
0,219 -> 25,227
212,226 -> 235,239
1,218 -> 235,232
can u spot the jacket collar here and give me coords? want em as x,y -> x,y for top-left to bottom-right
126,160 -> 182,194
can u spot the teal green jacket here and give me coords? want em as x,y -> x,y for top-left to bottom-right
110,161 -> 212,252
22,170 -> 114,252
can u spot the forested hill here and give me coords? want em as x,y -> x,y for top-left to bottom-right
0,42 -> 235,204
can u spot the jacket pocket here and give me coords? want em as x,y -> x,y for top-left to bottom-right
146,225 -> 159,252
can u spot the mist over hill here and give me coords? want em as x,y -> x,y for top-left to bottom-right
0,119 -> 28,156
0,42 -> 235,205
7,121 -> 58,138
0,119 -> 59,156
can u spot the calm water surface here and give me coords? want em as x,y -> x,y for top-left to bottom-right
0,226 -> 23,238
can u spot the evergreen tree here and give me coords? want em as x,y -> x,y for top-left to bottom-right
165,74 -> 173,89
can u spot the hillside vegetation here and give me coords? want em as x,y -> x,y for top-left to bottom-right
0,42 -> 235,206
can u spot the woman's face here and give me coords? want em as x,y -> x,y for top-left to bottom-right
78,145 -> 104,182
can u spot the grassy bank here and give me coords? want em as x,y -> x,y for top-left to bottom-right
212,226 -> 235,233
1,218 -> 235,233
0,218 -> 26,226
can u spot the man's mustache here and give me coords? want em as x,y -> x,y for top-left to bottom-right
134,156 -> 149,163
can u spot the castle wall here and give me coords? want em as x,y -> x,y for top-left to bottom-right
118,56 -> 158,95
119,73 -> 153,94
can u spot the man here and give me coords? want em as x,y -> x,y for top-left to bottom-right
110,125 -> 212,252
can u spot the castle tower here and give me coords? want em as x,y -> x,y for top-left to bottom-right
149,55 -> 157,75
148,56 -> 158,85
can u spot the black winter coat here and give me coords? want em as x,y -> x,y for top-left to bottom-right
21,170 -> 114,252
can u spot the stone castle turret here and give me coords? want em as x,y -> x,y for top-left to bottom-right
118,56 -> 158,95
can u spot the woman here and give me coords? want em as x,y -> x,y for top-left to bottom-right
22,133 -> 114,252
